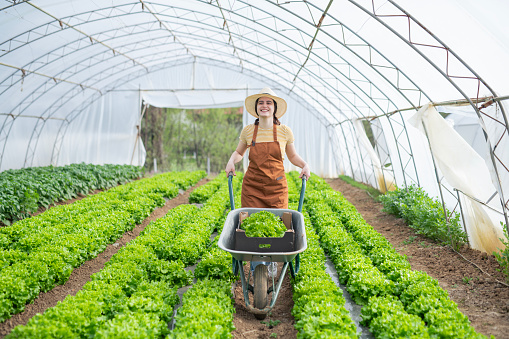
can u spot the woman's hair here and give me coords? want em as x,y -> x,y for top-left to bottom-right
255,97 -> 281,125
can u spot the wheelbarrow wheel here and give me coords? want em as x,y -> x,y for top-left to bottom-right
253,264 -> 268,318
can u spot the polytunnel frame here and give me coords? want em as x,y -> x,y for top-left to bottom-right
237,0 -> 425,191
0,1 -> 394,186
348,0 -> 509,233
50,57 -> 348,176
0,0 -> 424,196
1,0 -> 508,234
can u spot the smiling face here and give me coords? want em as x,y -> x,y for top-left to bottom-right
256,96 -> 275,118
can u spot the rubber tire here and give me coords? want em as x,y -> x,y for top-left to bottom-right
253,264 -> 268,311
254,312 -> 267,320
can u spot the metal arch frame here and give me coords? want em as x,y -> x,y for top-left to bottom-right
205,0 -> 400,188
348,0 -> 509,232
50,57 -> 343,173
3,4 -> 410,140
3,1 -> 415,189
302,0 -> 424,188
140,1 -> 414,188
14,31 -> 350,141
228,0 -> 423,189
2,17 -> 393,174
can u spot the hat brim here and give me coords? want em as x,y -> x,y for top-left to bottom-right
245,93 -> 287,119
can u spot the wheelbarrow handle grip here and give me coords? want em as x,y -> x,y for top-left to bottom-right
228,172 -> 235,210
297,175 -> 307,213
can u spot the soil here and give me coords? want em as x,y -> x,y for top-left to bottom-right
0,177 -> 210,338
326,178 -> 509,339
232,264 -> 297,339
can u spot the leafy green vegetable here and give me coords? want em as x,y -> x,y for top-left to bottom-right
171,279 -> 235,339
378,185 -> 467,250
296,172 -> 487,338
0,164 -> 144,224
240,211 -> 287,238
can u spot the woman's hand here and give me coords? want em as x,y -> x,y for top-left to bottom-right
225,161 -> 236,176
225,141 -> 248,176
299,163 -> 310,179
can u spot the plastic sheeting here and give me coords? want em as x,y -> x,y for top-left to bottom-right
353,119 -> 395,193
137,61 -> 338,178
409,104 -> 505,253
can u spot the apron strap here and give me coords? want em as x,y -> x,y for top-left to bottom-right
247,123 -> 277,148
247,123 -> 259,148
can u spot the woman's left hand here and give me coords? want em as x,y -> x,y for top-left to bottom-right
299,163 -> 310,179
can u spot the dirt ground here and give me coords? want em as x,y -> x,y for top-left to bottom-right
326,178 -> 509,339
0,177 -> 210,338
232,264 -> 297,339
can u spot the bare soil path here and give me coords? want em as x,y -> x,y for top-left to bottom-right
232,264 -> 297,339
326,178 -> 509,339
0,177 -> 210,337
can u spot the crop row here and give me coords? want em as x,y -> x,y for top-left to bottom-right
304,174 -> 487,338
170,174 -> 243,338
0,163 -> 144,224
8,173 -> 232,338
286,172 -> 359,338
378,185 -> 467,249
188,172 -> 226,204
0,171 -> 205,323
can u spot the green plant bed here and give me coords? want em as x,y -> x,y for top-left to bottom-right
378,185 -> 467,250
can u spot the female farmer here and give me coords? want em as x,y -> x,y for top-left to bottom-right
225,87 -> 310,208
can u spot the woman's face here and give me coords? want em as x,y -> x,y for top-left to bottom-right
256,96 -> 274,118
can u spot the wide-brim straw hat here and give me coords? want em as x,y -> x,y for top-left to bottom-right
245,87 -> 287,119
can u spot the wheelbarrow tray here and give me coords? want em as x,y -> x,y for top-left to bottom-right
218,207 -> 307,263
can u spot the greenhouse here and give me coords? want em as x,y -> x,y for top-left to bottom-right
1,0 -> 508,338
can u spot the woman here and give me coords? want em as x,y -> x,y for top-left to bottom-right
225,87 -> 310,208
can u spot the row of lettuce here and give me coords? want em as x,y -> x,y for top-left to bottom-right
0,171 -> 205,323
286,172 -> 359,338
0,163 -> 144,225
7,171 -> 237,338
300,173 -> 488,338
171,173 -> 242,337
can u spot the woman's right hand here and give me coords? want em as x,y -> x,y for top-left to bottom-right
225,161 -> 236,176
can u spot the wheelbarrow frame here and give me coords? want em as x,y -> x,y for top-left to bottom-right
217,174 -> 307,317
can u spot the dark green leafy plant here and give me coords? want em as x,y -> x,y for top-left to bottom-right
379,185 -> 467,250
240,211 -> 287,238
0,164 -> 144,225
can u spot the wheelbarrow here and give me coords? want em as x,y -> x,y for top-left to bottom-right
217,173 -> 307,319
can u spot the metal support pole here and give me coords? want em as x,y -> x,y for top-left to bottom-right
455,189 -> 470,247
422,123 -> 454,249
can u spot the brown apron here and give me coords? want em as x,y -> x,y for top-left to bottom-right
241,123 -> 288,208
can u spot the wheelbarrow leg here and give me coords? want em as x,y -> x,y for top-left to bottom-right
268,262 -> 289,308
289,253 -> 300,279
237,260 -> 251,307
232,257 -> 239,276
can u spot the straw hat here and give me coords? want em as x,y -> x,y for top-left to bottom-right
244,87 -> 287,119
